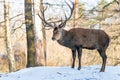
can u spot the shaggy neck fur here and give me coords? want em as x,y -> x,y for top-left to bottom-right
57,29 -> 72,48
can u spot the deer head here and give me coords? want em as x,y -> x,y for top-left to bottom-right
38,0 -> 74,40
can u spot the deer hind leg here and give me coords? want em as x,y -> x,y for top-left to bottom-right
97,49 -> 107,72
71,49 -> 76,68
77,47 -> 82,70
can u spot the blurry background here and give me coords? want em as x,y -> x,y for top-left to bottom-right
0,0 -> 120,73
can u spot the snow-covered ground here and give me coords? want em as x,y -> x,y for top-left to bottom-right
0,65 -> 120,80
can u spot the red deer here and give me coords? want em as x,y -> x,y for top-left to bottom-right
38,0 -> 110,72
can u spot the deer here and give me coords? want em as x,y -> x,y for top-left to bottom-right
38,0 -> 110,72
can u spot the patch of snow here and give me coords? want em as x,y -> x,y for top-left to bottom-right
0,66 -> 120,80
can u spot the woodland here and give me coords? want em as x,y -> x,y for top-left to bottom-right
0,0 -> 120,73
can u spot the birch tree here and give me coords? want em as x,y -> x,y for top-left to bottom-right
4,0 -> 16,72
25,0 -> 36,67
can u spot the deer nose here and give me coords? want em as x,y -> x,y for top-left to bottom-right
52,37 -> 55,40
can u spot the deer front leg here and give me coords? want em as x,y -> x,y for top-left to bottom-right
71,49 -> 76,68
77,47 -> 82,70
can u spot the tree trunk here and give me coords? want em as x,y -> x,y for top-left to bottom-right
32,0 -> 46,66
4,0 -> 16,72
40,0 -> 47,66
41,22 -> 47,66
74,0 -> 79,28
25,0 -> 36,67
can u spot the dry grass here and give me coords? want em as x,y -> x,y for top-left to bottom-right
0,24 -> 120,73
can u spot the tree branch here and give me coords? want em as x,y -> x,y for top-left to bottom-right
0,13 -> 23,24
11,22 -> 25,34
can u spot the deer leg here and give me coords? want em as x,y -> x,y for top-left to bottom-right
77,47 -> 82,70
97,49 -> 107,72
71,49 -> 76,68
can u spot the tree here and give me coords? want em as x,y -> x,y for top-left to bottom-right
25,0 -> 36,67
40,0 -> 47,66
4,0 -> 16,72
32,0 -> 46,66
74,0 -> 79,27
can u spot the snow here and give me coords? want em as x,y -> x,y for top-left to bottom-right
0,66 -> 120,80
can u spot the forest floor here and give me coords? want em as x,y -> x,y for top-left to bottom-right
0,65 -> 120,80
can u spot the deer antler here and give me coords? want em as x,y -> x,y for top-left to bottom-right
38,6 -> 54,27
38,0 -> 74,28
58,0 -> 75,28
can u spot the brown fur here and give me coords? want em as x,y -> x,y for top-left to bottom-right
52,27 -> 110,72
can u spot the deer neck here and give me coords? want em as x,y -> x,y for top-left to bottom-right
57,29 -> 70,46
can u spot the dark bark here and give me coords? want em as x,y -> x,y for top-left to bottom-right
25,0 -> 36,67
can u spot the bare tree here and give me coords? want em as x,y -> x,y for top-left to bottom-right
74,0 -> 79,27
40,0 -> 47,66
4,0 -> 16,72
25,0 -> 36,67
32,0 -> 46,66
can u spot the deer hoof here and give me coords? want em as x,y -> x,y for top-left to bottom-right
100,69 -> 105,72
71,66 -> 74,69
78,67 -> 81,70
100,70 -> 105,72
